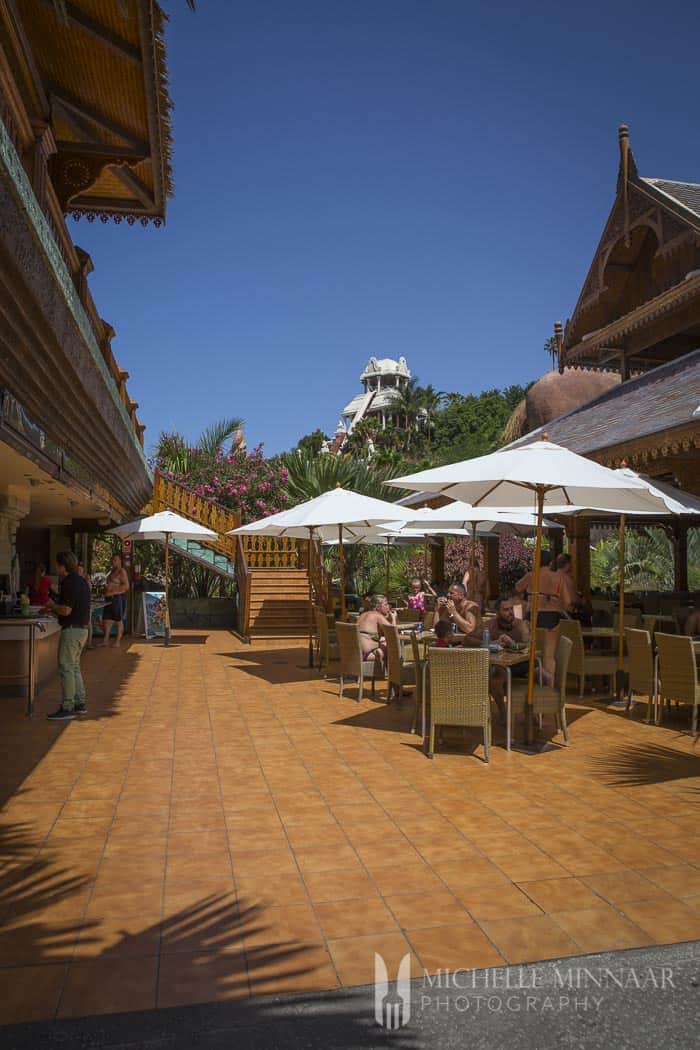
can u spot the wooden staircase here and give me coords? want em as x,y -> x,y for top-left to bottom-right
246,569 -> 311,639
150,472 -> 326,642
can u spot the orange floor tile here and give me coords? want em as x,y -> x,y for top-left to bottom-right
2,630 -> 700,1025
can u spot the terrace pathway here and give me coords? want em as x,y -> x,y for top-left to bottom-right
2,631 -> 700,1026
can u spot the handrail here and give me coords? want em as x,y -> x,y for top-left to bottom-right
236,533 -> 251,641
241,535 -> 299,569
152,471 -> 240,560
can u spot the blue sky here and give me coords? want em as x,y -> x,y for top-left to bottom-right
74,0 -> 700,456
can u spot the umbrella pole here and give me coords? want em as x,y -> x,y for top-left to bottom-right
469,523 -> 477,597
423,534 -> 429,583
385,537 -> 391,596
338,524 -> 346,621
525,487 -> 545,746
307,527 -> 314,669
616,515 -> 626,698
164,532 -> 171,647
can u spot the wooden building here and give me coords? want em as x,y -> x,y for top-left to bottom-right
508,127 -> 700,595
0,1 -> 172,585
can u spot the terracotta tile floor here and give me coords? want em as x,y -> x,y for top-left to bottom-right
2,630 -> 700,1025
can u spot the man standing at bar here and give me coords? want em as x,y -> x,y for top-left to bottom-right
44,551 -> 91,721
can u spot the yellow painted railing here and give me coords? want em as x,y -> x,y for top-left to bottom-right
152,471 -> 240,561
241,535 -> 299,569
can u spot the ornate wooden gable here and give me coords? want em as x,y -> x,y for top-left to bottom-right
561,127 -> 700,375
9,0 -> 173,224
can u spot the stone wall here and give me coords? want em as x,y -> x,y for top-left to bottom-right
170,597 -> 236,631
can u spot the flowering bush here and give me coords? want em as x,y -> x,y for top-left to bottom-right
407,534 -> 531,593
163,445 -> 289,524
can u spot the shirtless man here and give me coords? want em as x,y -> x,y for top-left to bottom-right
101,553 -> 129,648
357,594 -> 397,664
489,595 -> 530,723
433,581 -> 481,640
516,550 -> 573,685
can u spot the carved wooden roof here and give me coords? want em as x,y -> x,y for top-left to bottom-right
19,0 -> 173,223
561,133 -> 700,372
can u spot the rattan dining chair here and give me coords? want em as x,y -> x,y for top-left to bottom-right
383,624 -> 416,703
625,627 -> 656,722
397,608 -> 421,624
334,622 -> 380,702
559,619 -> 623,698
427,648 -> 491,762
409,631 -> 428,735
510,635 -> 573,744
655,633 -> 699,738
314,606 -> 339,676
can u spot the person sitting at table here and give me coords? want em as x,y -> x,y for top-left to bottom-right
516,550 -> 572,686
357,594 -> 396,664
433,581 -> 481,640
432,619 -> 453,648
489,594 -> 530,724
27,562 -> 51,605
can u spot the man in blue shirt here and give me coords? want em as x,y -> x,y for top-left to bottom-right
44,550 -> 91,720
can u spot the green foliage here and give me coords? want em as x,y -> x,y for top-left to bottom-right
280,448 -> 404,504
295,429 -> 329,455
590,526 -> 677,591
153,417 -> 243,475
431,385 -> 530,464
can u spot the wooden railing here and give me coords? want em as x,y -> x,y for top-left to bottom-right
309,535 -> 333,610
242,535 -> 300,569
152,471 -> 240,561
236,534 -> 251,642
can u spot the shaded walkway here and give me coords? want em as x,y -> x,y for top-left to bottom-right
1,632 -> 700,1025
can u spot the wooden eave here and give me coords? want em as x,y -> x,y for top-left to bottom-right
15,0 -> 173,223
564,272 -> 700,366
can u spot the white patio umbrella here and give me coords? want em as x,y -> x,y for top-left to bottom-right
390,438 -> 668,744
548,470 -> 700,689
399,503 -> 563,603
230,487 -> 410,664
110,510 -> 218,646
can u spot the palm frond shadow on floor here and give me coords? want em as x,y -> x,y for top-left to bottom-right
591,742 -> 700,790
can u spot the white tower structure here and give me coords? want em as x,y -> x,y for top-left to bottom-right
341,356 -> 411,433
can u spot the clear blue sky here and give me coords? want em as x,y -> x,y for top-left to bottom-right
74,0 -> 700,456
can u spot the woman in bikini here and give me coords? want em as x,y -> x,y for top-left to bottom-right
357,594 -> 397,665
516,550 -> 575,686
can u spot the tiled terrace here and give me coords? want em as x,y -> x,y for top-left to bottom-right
2,631 -> 700,1026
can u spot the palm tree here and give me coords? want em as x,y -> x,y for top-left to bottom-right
544,336 -> 558,369
419,384 -> 445,448
154,417 -> 243,475
281,449 -> 403,504
392,378 -> 424,450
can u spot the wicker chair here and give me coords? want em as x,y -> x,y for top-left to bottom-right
625,627 -> 656,722
613,609 -> 642,632
656,633 -> 699,738
409,632 -> 428,735
559,619 -> 623,698
511,635 -> 573,744
315,606 -> 339,676
334,622 -> 379,701
426,648 -> 491,762
383,624 -> 416,703
397,608 -> 421,624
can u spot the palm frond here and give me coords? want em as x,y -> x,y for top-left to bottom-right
198,418 -> 244,458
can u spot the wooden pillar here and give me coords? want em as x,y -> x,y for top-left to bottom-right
483,535 -> 500,600
569,517 -> 591,601
549,527 -> 564,565
431,538 -> 445,585
674,521 -> 688,592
